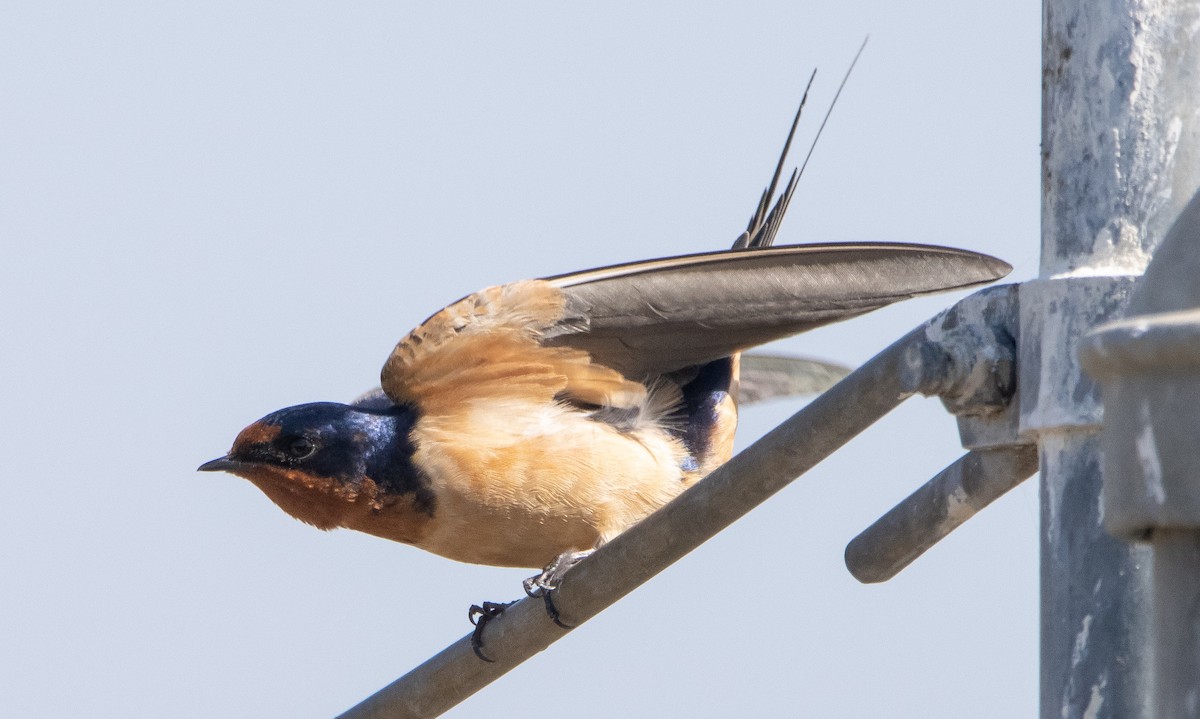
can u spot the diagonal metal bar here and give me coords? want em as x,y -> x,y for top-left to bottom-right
845,445 -> 1039,583
336,324 -> 950,719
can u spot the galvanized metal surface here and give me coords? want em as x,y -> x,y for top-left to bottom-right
1042,0 -> 1200,278
1085,307 -> 1200,537
1037,433 -> 1151,719
1021,270 -> 1144,719
1039,0 -> 1200,716
1084,191 -> 1200,538
1148,531 -> 1200,718
845,445 -> 1039,583
922,284 -> 1021,447
1082,187 -> 1200,717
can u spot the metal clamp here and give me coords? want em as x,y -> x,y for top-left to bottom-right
845,284 -> 1039,583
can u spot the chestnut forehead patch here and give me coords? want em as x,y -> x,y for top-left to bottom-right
232,421 -> 281,452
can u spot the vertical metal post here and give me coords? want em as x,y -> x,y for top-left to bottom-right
1150,531 -> 1200,717
1036,1 -> 1200,717
1081,189 -> 1200,718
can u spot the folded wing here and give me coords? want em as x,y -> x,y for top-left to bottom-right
379,242 -> 1010,410
540,242 -> 1010,379
380,281 -> 647,414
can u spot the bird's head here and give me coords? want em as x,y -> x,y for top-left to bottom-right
199,401 -> 432,533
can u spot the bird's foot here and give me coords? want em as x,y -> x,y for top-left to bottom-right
522,549 -> 593,596
519,549 -> 593,628
468,552 -> 592,657
468,600 -> 516,662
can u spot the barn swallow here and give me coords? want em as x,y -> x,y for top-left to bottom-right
198,81 -> 1011,592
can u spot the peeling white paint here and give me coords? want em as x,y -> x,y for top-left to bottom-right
1040,433 -> 1067,548
1040,0 -> 1200,712
1082,676 -> 1107,719
1042,0 -> 1200,278
1019,278 -> 1135,434
1125,319 -> 1151,339
1135,399 -> 1166,504
1059,219 -> 1155,277
1071,614 -> 1094,669
946,484 -> 974,523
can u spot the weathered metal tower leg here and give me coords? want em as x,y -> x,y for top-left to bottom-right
1037,1 -> 1200,717
1151,531 -> 1200,716
1083,189 -> 1200,718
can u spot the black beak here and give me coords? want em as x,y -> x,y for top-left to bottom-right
198,456 -> 240,473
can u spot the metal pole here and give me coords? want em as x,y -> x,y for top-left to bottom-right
1150,531 -> 1200,717
1082,190 -> 1200,718
845,445 -> 1039,583
1037,1 -> 1200,716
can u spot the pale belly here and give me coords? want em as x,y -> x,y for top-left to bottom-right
406,405 -> 692,568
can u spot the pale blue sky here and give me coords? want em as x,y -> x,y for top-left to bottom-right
2,3 -> 1041,717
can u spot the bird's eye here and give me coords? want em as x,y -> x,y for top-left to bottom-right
287,437 -> 316,460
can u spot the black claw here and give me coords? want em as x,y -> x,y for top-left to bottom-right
468,600 -> 514,662
541,590 -> 571,629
